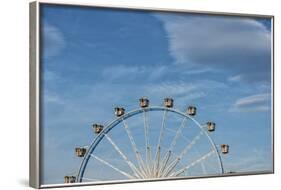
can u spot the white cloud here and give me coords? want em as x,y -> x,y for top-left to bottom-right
225,148 -> 272,172
183,67 -> 220,75
145,82 -> 200,98
42,23 -> 65,58
101,65 -> 146,80
101,63 -> 221,83
235,93 -> 269,106
230,93 -> 271,112
228,75 -> 242,82
44,70 -> 60,81
156,14 -> 271,83
144,80 -> 225,97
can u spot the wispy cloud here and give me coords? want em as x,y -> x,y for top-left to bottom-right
230,93 -> 271,112
156,14 -> 271,83
101,63 -> 221,83
42,23 -> 65,59
101,65 -> 147,81
228,75 -> 242,82
144,82 -> 204,99
225,148 -> 272,172
235,93 -> 270,106
44,70 -> 60,81
45,94 -> 64,104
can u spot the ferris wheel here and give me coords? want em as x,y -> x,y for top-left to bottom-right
64,98 -> 229,184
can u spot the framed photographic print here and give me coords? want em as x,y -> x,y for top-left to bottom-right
29,1 -> 274,188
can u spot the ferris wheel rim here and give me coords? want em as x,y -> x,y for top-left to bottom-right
76,106 -> 224,182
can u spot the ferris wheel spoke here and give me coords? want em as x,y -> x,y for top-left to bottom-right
121,118 -> 148,177
157,150 -> 172,177
158,118 -> 186,177
90,154 -> 135,179
169,117 -> 187,151
169,150 -> 215,177
179,132 -> 211,175
200,155 -> 220,173
161,130 -> 204,177
161,157 -> 180,177
200,162 -> 207,175
147,146 -> 153,177
178,130 -> 204,160
142,110 -> 152,172
143,110 -> 153,176
104,134 -> 144,178
154,110 -> 168,176
154,147 -> 161,177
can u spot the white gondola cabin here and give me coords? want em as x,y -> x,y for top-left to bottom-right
114,107 -> 125,117
93,124 -> 104,134
221,144 -> 229,154
206,122 -> 215,132
75,147 -> 86,157
187,106 -> 196,116
139,97 -> 149,108
164,98 -> 173,108
64,176 -> 76,183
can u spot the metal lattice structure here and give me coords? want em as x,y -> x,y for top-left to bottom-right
65,98 -> 229,183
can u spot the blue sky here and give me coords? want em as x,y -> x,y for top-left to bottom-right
40,4 -> 272,185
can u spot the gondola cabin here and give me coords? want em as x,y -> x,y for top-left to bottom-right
221,144 -> 229,154
187,106 -> 196,116
64,176 -> 76,183
114,107 -> 125,117
139,97 -> 149,108
75,147 -> 86,157
164,98 -> 173,108
93,124 -> 104,134
206,122 -> 215,132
